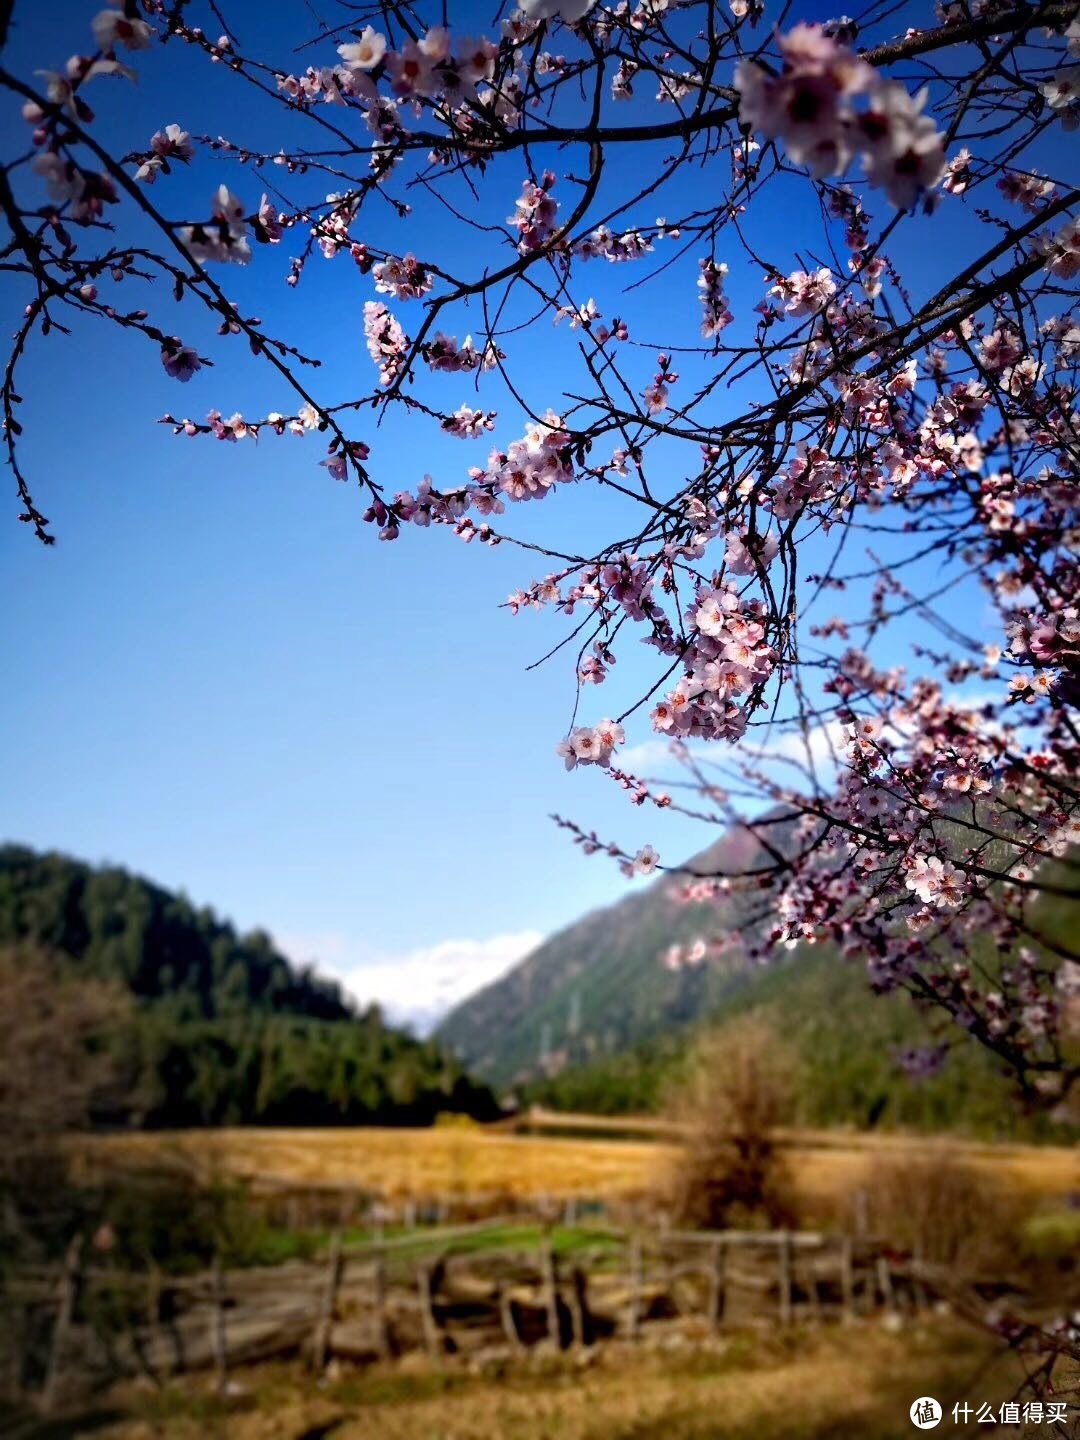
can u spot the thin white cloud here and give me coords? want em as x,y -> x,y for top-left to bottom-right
276,928 -> 544,1035
619,723 -> 846,777
618,737 -> 690,774
744,718 -> 848,770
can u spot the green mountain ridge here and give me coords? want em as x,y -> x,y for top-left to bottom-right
0,844 -> 498,1128
436,832 -> 1078,1140
436,826 -> 765,1088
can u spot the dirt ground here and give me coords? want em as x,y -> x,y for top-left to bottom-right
76,1320 -> 1059,1440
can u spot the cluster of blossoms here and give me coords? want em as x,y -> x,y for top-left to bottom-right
372,253 -> 434,300
468,411 -> 575,503
736,24 -> 947,207
768,446 -> 845,519
346,25 -> 498,105
509,172 -> 560,253
363,474 -> 496,542
643,354 -> 678,414
320,439 -> 372,481
354,407 -> 577,543
181,186 -> 254,266
648,581 -> 778,743
574,225 -> 655,262
363,301 -> 409,386
277,22 -> 500,119
134,124 -> 193,184
421,332 -> 501,374
768,266 -> 837,317
556,717 -> 625,770
441,404 -> 496,439
905,854 -> 963,907
30,148 -> 117,222
998,169 -> 1057,212
1038,34 -> 1080,132
697,259 -> 733,338
551,302 -> 628,344
724,528 -> 780,576
1038,217 -> 1080,282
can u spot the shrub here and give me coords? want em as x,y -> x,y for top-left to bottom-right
664,1017 -> 799,1231
858,1150 -> 1023,1275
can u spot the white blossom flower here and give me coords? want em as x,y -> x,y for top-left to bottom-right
338,27 -> 387,71
633,844 -> 660,876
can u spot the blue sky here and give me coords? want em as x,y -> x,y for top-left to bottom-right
0,0 -> 1048,1026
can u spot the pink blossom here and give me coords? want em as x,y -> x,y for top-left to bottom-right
632,844 -> 660,876
363,301 -> 409,386
698,258 -> 733,337
92,5 -> 152,52
373,253 -> 433,301
160,339 -> 202,382
857,83 -> 946,209
510,173 -> 560,254
905,854 -> 963,907
181,186 -> 251,265
442,404 -> 495,439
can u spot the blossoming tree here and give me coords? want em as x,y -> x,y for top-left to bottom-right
1,0 -> 1078,1112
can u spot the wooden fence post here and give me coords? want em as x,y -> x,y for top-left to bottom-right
372,1252 -> 390,1358
129,1264 -> 164,1389
540,1238 -> 560,1347
853,1189 -> 868,1237
840,1237 -> 855,1324
876,1254 -> 897,1317
313,1231 -> 344,1372
626,1237 -> 643,1340
499,1287 -> 523,1350
778,1233 -> 793,1327
567,1267 -> 588,1348
417,1264 -> 441,1358
707,1239 -> 726,1328
145,1263 -> 165,1382
807,1254 -> 822,1322
338,1189 -> 355,1230
210,1252 -> 228,1395
41,1232 -> 82,1414
911,1245 -> 928,1313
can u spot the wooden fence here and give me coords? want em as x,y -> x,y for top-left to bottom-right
7,1220 -> 948,1413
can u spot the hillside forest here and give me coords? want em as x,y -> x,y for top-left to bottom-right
0,845 -> 499,1129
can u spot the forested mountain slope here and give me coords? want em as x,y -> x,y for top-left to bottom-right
437,833 -> 1078,1139
436,826 -> 764,1087
0,844 -> 498,1128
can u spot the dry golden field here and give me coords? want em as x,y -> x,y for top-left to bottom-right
78,1119 -> 1079,1209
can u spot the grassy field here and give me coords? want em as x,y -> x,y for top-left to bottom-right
79,1121 -> 1079,1209
87,1321 -> 1039,1440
